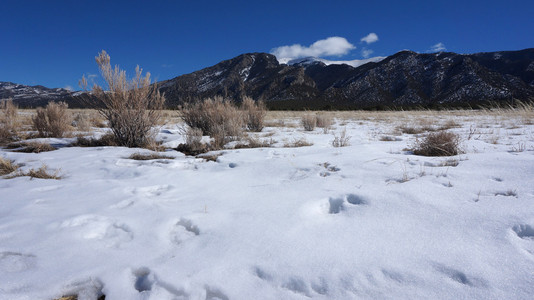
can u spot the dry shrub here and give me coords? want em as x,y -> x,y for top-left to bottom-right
32,102 -> 72,137
26,165 -> 62,179
233,136 -> 275,149
332,128 -> 351,147
80,50 -> 165,148
0,157 -> 19,176
176,127 -> 210,155
412,131 -> 461,156
301,114 -> 317,131
73,133 -> 118,147
9,141 -> 56,153
397,125 -> 425,135
6,164 -> 61,180
283,137 -> 313,147
182,96 -> 244,148
439,119 -> 461,130
242,96 -> 266,132
73,112 -> 92,131
316,114 -> 333,129
128,152 -> 173,160
0,99 -> 19,143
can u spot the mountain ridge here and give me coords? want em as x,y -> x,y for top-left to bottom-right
2,48 -> 534,109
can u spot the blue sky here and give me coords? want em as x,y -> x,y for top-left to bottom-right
1,0 -> 532,90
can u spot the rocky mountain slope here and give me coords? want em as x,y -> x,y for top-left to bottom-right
3,48 -> 534,109
159,48 -> 534,109
0,82 -> 75,108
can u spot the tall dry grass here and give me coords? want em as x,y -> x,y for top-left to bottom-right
0,99 -> 19,143
80,50 -> 165,148
242,96 -> 266,132
32,102 -> 72,138
182,96 -> 244,148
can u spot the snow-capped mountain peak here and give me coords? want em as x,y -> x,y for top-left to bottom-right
282,56 -> 386,68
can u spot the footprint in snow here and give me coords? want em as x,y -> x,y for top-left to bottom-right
0,251 -> 37,273
170,218 -> 200,245
60,215 -> 133,248
511,224 -> 534,258
433,263 -> 487,287
205,286 -> 229,300
130,184 -> 174,198
328,194 -> 367,214
132,267 -> 187,298
513,224 -> 534,239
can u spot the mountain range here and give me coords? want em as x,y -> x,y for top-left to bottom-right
2,48 -> 534,109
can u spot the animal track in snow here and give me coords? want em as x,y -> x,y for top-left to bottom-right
346,194 -> 367,205
134,267 -> 154,293
205,286 -> 229,300
310,277 -> 329,295
130,184 -> 174,198
0,251 -> 37,273
253,266 -> 273,281
170,218 -> 200,245
61,215 -> 133,248
433,264 -> 487,287
132,267 -> 188,298
319,162 -> 340,177
328,194 -> 367,214
282,277 -> 311,297
513,224 -> 534,239
328,197 -> 345,214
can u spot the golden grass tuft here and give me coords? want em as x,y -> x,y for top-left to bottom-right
412,131 -> 461,156
0,157 -> 19,176
128,152 -> 173,160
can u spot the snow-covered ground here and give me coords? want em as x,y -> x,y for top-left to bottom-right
1,111 -> 534,300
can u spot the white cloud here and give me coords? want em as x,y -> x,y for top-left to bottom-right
64,85 -> 73,91
87,73 -> 98,79
360,33 -> 378,44
430,42 -> 446,52
271,37 -> 356,61
361,48 -> 374,58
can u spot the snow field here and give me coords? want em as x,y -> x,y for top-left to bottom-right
1,111 -> 534,299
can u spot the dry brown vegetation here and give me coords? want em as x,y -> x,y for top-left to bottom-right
0,99 -> 19,144
316,113 -> 333,130
182,96 -> 244,148
283,137 -> 313,148
233,135 -> 276,149
80,50 -> 165,148
73,112 -> 92,131
5,164 -> 61,180
412,131 -> 461,156
128,152 -> 173,160
0,157 -> 19,176
301,114 -> 317,131
332,128 -> 351,147
73,133 -> 118,147
8,141 -> 56,153
181,96 -> 266,149
242,96 -> 266,132
32,102 -> 72,138
25,165 -> 62,179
